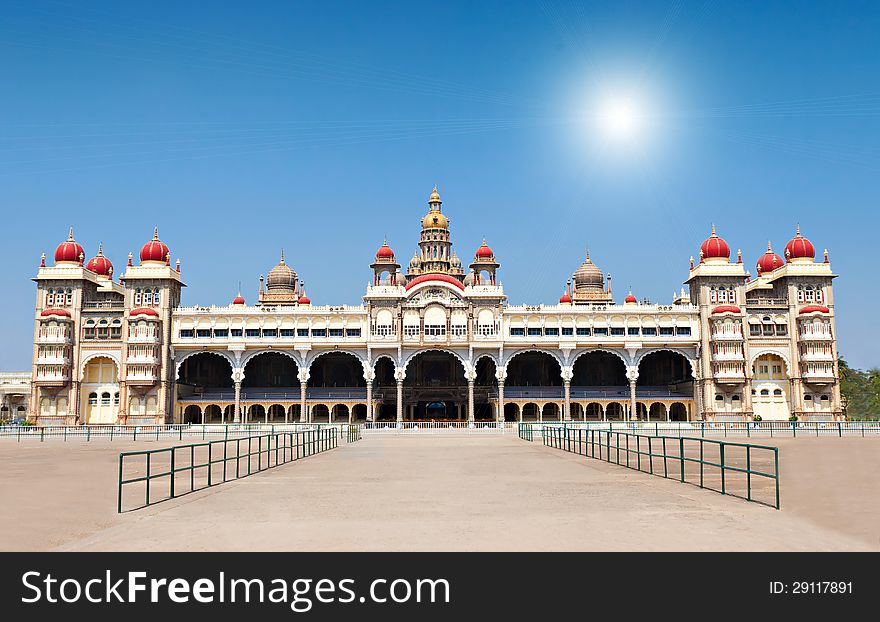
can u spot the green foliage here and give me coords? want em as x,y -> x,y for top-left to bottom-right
839,357 -> 880,420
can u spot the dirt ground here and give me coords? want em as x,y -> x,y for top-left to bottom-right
0,434 -> 877,551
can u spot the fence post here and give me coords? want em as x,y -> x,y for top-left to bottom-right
838,421 -> 842,438
720,443 -> 726,496
170,448 -> 176,499
679,437 -> 685,482
775,448 -> 780,509
40,427 -> 45,442
746,445 -> 751,501
117,454 -> 124,513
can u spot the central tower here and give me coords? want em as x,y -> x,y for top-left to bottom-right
407,186 -> 464,280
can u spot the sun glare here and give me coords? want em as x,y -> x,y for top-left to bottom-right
595,97 -> 641,140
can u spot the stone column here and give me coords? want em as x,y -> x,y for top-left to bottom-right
467,379 -> 475,423
233,381 -> 242,423
497,379 -> 505,422
299,369 -> 309,422
396,379 -> 404,423
629,380 -> 637,421
366,381 -> 373,422
563,380 -> 571,421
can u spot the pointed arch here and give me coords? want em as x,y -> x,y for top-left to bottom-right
175,350 -> 235,381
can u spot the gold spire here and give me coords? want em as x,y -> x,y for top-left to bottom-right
279,249 -> 285,265
68,226 -> 74,241
153,227 -> 159,240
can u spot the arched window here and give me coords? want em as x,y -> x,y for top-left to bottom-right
101,392 -> 111,406
88,392 -> 98,405
773,389 -> 783,396
760,389 -> 769,396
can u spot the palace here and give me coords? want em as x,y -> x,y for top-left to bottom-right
29,187 -> 842,425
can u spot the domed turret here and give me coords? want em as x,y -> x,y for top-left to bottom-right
756,241 -> 784,275
140,228 -> 170,264
376,240 -> 395,259
54,227 -> 85,265
699,224 -> 731,263
85,243 -> 113,277
625,291 -> 637,304
422,186 -> 449,229
266,250 -> 297,291
574,251 -> 604,289
232,291 -> 245,305
785,225 -> 815,263
475,240 -> 494,259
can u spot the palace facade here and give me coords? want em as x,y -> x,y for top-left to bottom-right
29,187 -> 842,424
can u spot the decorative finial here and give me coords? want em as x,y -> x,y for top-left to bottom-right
127,251 -> 133,267
175,258 -> 181,273
711,223 -> 716,235
108,265 -> 113,279
737,249 -> 742,263
824,248 -> 829,263
68,226 -> 74,241
767,240 -> 772,251
78,251 -> 84,266
585,249 -> 591,261
796,223 -> 801,236
97,242 -> 103,256
40,252 -> 46,267
280,249 -> 285,265
689,255 -> 695,270
165,251 -> 170,266
153,227 -> 159,240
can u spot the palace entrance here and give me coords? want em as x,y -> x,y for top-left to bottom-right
402,351 -> 470,421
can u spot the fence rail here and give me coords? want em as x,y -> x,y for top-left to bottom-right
510,420 -> 880,438
522,424 -> 780,509
117,428 -> 339,512
0,423 -> 365,442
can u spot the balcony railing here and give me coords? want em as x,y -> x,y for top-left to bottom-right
82,301 -> 125,310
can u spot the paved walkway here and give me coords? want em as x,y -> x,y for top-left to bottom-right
0,435 -> 866,551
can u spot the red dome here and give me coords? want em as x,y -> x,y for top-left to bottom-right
41,308 -> 71,318
625,292 -> 637,304
376,241 -> 395,259
298,294 -> 311,305
130,307 -> 159,317
784,226 -> 815,261
756,242 -> 784,274
232,294 -> 245,305
712,305 -> 742,314
799,304 -> 830,314
475,240 -> 494,259
54,228 -> 85,265
140,228 -> 170,264
85,244 -> 113,277
404,273 -> 465,291
699,225 -> 730,261
559,292 -> 572,303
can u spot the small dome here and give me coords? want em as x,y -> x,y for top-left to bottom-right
232,293 -> 245,305
450,252 -> 461,267
475,239 -> 494,259
298,294 -> 311,305
54,228 -> 85,265
376,240 -> 395,259
785,225 -> 815,262
700,224 -> 731,262
712,305 -> 742,315
799,304 -> 830,315
41,308 -> 71,318
756,241 -> 784,274
625,292 -> 637,304
140,228 -> 170,264
130,307 -> 159,317
559,292 -> 572,304
428,185 -> 441,204
573,251 -> 604,289
85,243 -> 113,277
267,250 -> 297,291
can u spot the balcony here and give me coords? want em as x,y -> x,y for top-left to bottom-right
713,369 -> 745,383
82,301 -> 125,310
37,332 -> 71,345
800,351 -> 834,363
35,367 -> 70,385
127,353 -> 160,365
798,331 -> 832,341
711,331 -> 743,341
128,332 -> 160,344
803,369 -> 835,383
36,354 -> 71,366
126,368 -> 158,384
712,351 -> 744,362
746,298 -> 789,308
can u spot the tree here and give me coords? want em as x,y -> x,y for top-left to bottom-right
838,356 -> 880,419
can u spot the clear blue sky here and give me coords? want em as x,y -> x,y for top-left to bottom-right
1,1 -> 878,369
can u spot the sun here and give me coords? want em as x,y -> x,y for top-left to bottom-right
595,97 -> 642,140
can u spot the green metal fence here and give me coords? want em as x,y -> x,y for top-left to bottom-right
117,428 -> 338,513
0,423 -> 351,442
513,420 -> 880,438
526,424 -> 780,509
347,424 -> 363,443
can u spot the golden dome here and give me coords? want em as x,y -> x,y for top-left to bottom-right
573,250 -> 604,289
267,250 -> 297,291
422,210 -> 449,229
